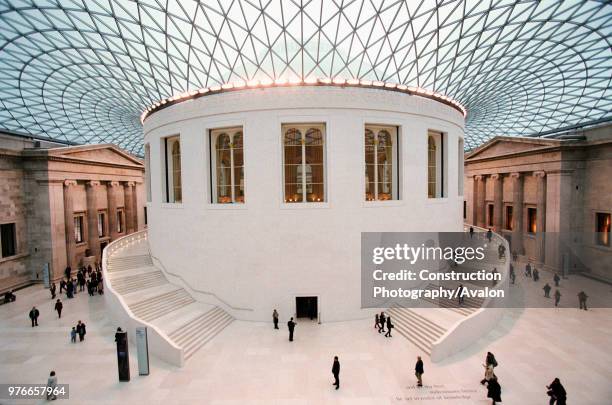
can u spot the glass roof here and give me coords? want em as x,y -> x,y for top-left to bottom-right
0,0 -> 610,155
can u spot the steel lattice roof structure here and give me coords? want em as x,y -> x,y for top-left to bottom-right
0,0 -> 611,155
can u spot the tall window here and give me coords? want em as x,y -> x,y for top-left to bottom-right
0,223 -> 17,258
117,209 -> 124,233
283,123 -> 325,203
487,204 -> 494,227
74,215 -> 84,243
145,143 -> 152,202
527,208 -> 537,234
505,206 -> 514,231
365,125 -> 398,201
211,127 -> 245,203
428,131 -> 445,198
97,212 -> 106,237
596,212 -> 611,247
458,138 -> 464,196
162,135 -> 182,203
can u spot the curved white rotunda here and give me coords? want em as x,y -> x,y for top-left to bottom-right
142,80 -> 465,322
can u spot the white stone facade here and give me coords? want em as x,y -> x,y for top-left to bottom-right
144,85 -> 465,321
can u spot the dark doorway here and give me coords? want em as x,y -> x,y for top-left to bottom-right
296,296 -> 318,320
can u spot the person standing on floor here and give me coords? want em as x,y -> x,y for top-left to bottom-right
415,356 -> 424,387
70,327 -> 77,343
287,317 -> 296,342
525,262 -> 532,277
533,268 -> 539,282
469,226 -> 474,239
77,270 -> 85,292
272,309 -> 279,329
509,264 -> 515,285
59,279 -> 66,294
543,283 -> 551,298
385,316 -> 393,337
331,356 -> 340,390
486,228 -> 493,242
50,282 -> 56,299
547,377 -> 567,405
54,299 -> 63,318
553,273 -> 561,287
578,291 -> 588,310
76,320 -> 86,342
457,284 -> 465,305
378,312 -> 386,333
554,289 -> 561,307
64,266 -> 71,281
481,352 -> 498,384
46,371 -> 57,401
375,313 -> 379,330
486,376 -> 502,404
29,306 -> 40,327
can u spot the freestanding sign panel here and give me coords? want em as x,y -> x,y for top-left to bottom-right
115,331 -> 130,382
135,327 -> 150,375
42,263 -> 50,288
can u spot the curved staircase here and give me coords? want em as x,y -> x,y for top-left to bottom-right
104,231 -> 233,365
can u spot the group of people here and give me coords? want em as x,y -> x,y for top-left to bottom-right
3,289 -> 16,304
70,320 -> 87,343
374,311 -> 393,337
52,265 -> 104,300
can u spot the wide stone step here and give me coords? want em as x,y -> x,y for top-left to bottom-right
387,306 -> 447,355
183,313 -> 234,360
171,307 -> 227,346
111,271 -> 167,294
129,288 -> 196,322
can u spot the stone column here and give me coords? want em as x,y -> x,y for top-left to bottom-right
491,174 -> 503,232
534,171 -> 547,265
86,181 -> 101,260
124,182 -> 135,234
63,180 -> 77,271
474,175 -> 486,228
510,173 -> 524,255
132,183 -> 139,231
107,181 -> 120,241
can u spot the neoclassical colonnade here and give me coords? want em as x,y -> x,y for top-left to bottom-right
472,170 -> 547,264
63,179 -> 139,269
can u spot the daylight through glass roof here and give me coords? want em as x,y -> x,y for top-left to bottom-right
1,0 -> 610,155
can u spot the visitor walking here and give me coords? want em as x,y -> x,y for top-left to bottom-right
533,268 -> 539,282
553,273 -> 560,287
554,289 -> 561,307
273,309 -> 279,329
578,291 -> 588,310
287,317 -> 296,342
76,320 -> 86,342
54,299 -> 63,318
415,356 -> 424,387
457,284 -> 465,305
543,283 -> 551,298
59,279 -> 66,294
66,279 -> 74,299
469,226 -> 474,239
385,316 -> 393,337
331,356 -> 340,390
50,282 -> 56,299
481,352 -> 497,385
486,228 -> 493,242
525,262 -> 532,277
77,270 -> 85,292
509,265 -> 515,285
547,377 -> 567,405
46,371 -> 57,401
486,376 -> 502,404
378,312 -> 386,333
29,306 -> 40,327
70,327 -> 77,343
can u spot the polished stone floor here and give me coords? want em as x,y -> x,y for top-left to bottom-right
1,271 -> 611,405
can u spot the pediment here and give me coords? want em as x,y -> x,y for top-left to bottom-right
466,137 -> 560,160
52,145 -> 143,167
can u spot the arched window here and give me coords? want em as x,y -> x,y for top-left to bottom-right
428,135 -> 437,198
163,135 -> 181,203
211,127 -> 244,203
283,123 -> 325,203
365,125 -> 398,201
428,131 -> 447,198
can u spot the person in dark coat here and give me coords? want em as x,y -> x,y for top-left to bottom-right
457,284 -> 465,305
525,262 -> 532,277
375,313 -> 379,330
469,226 -> 474,239
486,228 -> 493,242
385,316 -> 393,337
543,283 -> 551,298
331,356 -> 340,390
486,376 -> 502,404
533,268 -> 539,282
415,356 -> 424,387
578,291 -> 588,310
509,264 -> 515,285
54,299 -> 63,318
287,317 -> 296,342
378,312 -> 386,333
547,377 -> 567,405
77,271 -> 85,292
29,306 -> 40,327
59,279 -> 66,294
76,320 -> 86,341
86,279 -> 93,296
553,273 -> 560,287
272,309 -> 279,329
66,279 -> 74,299
50,282 -> 56,299
64,266 -> 71,280
4,290 -> 16,303
554,290 -> 561,307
